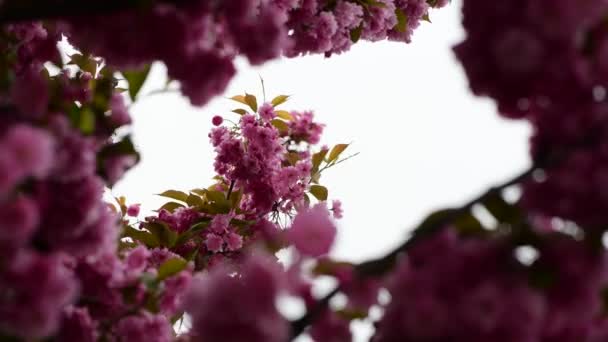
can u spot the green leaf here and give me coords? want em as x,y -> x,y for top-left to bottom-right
186,193 -> 204,207
190,188 -> 207,196
119,240 -> 138,251
350,25 -> 363,43
529,264 -> 556,290
232,108 -> 248,116
170,312 -> 186,325
68,53 -> 97,74
312,259 -> 353,277
427,0 -> 441,7
230,218 -> 256,228
271,119 -> 289,134
123,64 -> 151,100
271,95 -> 290,107
311,172 -> 321,184
328,144 -> 349,163
411,208 -> 459,242
159,201 -> 185,213
205,190 -> 231,213
395,8 -> 408,33
303,193 -> 311,206
482,192 -> 522,224
245,93 -> 258,112
175,220 -> 211,246
358,0 -> 387,7
79,108 -> 96,135
205,190 -> 226,203
336,308 -> 368,320
312,149 -> 329,171
229,95 -> 248,105
158,190 -> 189,203
453,212 -> 486,236
275,110 -> 293,121
123,226 -> 160,248
230,188 -> 243,209
286,152 -> 300,165
145,222 -> 178,248
97,135 -> 140,166
309,185 -> 328,201
422,13 -> 432,22
157,258 -> 188,281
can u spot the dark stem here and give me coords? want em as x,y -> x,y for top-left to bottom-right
226,180 -> 235,200
289,164 -> 536,339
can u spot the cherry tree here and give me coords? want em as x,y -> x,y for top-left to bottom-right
1,0 -> 608,341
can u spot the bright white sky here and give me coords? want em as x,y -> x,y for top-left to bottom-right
113,1 -> 531,339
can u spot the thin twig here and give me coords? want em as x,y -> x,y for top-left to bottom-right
226,180 -> 235,200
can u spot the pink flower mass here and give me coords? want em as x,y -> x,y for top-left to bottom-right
288,203 -> 337,257
2,0 -> 608,341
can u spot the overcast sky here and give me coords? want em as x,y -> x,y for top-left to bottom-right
113,1 -> 531,339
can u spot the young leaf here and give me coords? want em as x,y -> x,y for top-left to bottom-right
186,193 -> 204,207
68,53 -> 97,74
158,190 -> 189,203
350,25 -> 363,43
145,222 -> 179,248
328,144 -> 349,163
286,152 -> 300,165
232,108 -> 248,116
312,259 -> 353,277
395,8 -> 408,33
303,193 -> 311,206
230,188 -> 243,209
97,135 -> 140,163
157,258 -> 188,281
205,190 -> 227,203
123,226 -> 160,248
230,95 -> 248,105
453,212 -> 486,236
336,308 -> 368,320
159,201 -> 185,213
245,93 -> 258,112
275,110 -> 293,121
309,185 -> 328,201
230,218 -> 256,228
175,220 -> 211,246
271,95 -> 290,107
123,64 -> 151,100
271,119 -> 289,134
481,192 -> 522,224
79,108 -> 96,135
312,149 -> 329,171
190,188 -> 207,196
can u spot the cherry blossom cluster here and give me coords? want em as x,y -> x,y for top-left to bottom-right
455,0 -> 608,227
52,0 -> 448,106
7,0 -> 608,341
114,94 -> 351,340
374,228 -> 608,341
128,93 -> 347,271
0,22 -> 139,339
0,17 -> 352,339
354,1 -> 608,340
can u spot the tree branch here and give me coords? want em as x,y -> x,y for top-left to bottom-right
289,164 -> 537,339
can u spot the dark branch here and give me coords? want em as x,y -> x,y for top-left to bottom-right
289,164 -> 536,339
